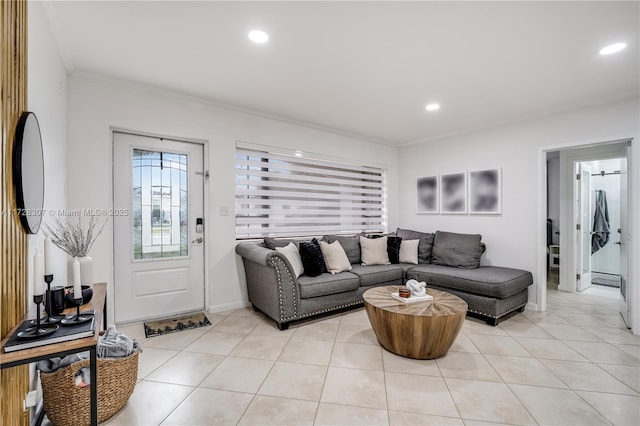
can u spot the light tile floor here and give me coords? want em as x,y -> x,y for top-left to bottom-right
99,288 -> 639,426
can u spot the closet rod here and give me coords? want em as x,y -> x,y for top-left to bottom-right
591,171 -> 621,177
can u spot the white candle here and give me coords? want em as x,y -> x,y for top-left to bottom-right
72,257 -> 82,298
33,249 -> 44,296
44,237 -> 53,276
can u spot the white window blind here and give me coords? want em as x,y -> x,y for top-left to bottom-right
236,147 -> 386,239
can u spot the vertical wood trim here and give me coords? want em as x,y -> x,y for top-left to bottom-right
1,0 -> 30,425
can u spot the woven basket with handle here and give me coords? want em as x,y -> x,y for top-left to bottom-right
40,349 -> 139,426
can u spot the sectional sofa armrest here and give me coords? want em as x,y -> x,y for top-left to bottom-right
235,242 -> 300,326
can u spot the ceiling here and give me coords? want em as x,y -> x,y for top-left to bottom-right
45,1 -> 639,146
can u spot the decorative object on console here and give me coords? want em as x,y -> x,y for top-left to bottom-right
469,168 -> 501,214
44,215 -> 107,287
440,172 -> 467,214
64,285 -> 93,308
416,176 -> 438,213
61,261 -> 92,326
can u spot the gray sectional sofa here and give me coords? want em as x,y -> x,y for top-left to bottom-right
236,230 -> 533,329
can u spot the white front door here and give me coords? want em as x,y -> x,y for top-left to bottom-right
113,132 -> 205,323
576,162 -> 592,292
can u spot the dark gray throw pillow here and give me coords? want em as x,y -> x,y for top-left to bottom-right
322,235 -> 361,264
263,237 -> 298,250
431,231 -> 484,269
298,239 -> 327,277
395,228 -> 435,264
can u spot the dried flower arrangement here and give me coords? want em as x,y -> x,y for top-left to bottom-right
44,215 -> 108,257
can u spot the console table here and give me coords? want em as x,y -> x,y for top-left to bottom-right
0,282 -> 107,426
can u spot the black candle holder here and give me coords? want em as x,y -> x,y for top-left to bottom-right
61,296 -> 91,326
19,294 -> 58,338
42,274 -> 62,324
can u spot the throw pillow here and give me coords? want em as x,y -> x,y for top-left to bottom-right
319,241 -> 352,274
264,237 -> 298,250
275,243 -> 305,278
387,236 -> 403,264
322,235 -> 360,264
395,228 -> 435,264
399,239 -> 420,264
431,231 -> 484,269
298,239 -> 327,277
360,235 -> 390,266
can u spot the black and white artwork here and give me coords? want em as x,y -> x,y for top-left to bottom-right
440,173 -> 467,214
469,168 -> 501,214
416,176 -> 438,213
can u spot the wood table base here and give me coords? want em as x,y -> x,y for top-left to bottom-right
363,286 -> 467,359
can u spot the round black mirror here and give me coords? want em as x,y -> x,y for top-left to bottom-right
13,111 -> 45,234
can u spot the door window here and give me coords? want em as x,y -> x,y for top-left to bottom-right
132,149 -> 188,259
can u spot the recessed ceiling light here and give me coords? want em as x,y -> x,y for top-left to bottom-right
294,151 -> 304,157
599,42 -> 626,55
248,30 -> 269,44
425,103 -> 440,111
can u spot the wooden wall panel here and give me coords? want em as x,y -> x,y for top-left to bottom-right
0,0 -> 30,425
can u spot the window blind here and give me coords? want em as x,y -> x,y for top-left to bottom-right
236,147 -> 386,239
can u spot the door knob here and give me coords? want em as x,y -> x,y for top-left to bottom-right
192,237 -> 203,244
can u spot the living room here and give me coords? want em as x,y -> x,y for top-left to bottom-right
1,1 -> 638,425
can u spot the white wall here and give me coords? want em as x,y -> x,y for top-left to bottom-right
398,97 -> 640,309
67,74 -> 399,320
28,1 -> 69,289
27,0 -> 69,417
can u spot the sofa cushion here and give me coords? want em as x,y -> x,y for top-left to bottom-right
406,264 -> 532,299
264,237 -> 298,250
319,240 -> 352,275
298,272 -> 361,299
395,228 -> 435,264
350,264 -> 404,287
431,231 -> 484,269
399,239 -> 419,265
360,236 -> 390,266
322,235 -> 361,264
387,236 -> 403,264
298,239 -> 327,277
275,243 -> 304,278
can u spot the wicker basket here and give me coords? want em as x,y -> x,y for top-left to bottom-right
40,349 -> 139,426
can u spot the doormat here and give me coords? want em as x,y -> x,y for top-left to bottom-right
144,313 -> 211,338
592,277 -> 620,288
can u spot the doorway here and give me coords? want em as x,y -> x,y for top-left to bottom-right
113,131 -> 205,323
545,141 -> 631,328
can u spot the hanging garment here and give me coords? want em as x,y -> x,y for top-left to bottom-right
591,190 -> 610,254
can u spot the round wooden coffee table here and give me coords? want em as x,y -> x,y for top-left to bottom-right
363,286 -> 467,359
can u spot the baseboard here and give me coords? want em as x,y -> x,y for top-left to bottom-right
525,302 -> 539,312
207,301 -> 250,314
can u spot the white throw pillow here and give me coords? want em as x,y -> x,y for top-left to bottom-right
275,243 -> 305,278
399,239 -> 420,264
319,240 -> 352,274
360,236 -> 390,266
